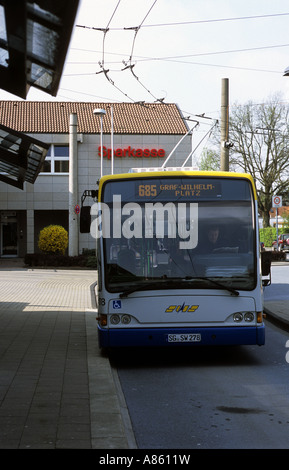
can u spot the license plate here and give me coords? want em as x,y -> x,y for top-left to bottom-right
167,333 -> 201,343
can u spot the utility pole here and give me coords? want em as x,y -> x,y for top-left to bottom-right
220,78 -> 230,171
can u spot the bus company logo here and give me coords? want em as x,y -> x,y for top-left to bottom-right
165,303 -> 199,313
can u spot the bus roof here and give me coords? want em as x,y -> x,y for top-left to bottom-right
98,169 -> 257,200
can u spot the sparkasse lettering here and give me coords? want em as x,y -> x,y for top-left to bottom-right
98,146 -> 165,159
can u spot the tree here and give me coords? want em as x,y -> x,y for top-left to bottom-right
198,148 -> 220,171
228,94 -> 289,227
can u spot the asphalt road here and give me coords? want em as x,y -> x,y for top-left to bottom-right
112,266 -> 289,449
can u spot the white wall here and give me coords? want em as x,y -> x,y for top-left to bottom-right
0,131 -> 192,254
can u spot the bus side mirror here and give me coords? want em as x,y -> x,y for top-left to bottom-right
261,251 -> 271,286
80,206 -> 91,233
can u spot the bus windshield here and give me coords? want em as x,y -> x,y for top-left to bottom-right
101,176 -> 256,293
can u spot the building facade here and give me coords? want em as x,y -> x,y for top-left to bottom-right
0,101 -> 191,257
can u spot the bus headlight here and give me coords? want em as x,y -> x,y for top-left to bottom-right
233,313 -> 243,322
233,312 -> 255,323
110,314 -> 120,325
121,314 -> 131,324
244,312 -> 254,322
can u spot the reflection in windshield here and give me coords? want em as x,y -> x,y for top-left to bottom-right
104,199 -> 256,293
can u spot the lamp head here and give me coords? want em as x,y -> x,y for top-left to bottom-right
93,108 -> 106,116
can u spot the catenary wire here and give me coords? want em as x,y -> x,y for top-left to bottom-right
97,0 -> 160,104
64,7 -> 289,120
123,0 -> 165,102
67,41 -> 289,74
76,11 -> 289,31
73,7 -> 289,103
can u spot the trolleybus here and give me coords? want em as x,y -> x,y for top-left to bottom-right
91,169 -> 268,349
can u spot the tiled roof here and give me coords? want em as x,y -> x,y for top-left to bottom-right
0,101 -> 188,135
270,207 -> 289,217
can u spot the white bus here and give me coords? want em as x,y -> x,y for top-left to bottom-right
91,169 -> 269,349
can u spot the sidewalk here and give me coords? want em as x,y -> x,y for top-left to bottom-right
264,300 -> 289,329
0,260 -> 136,449
263,261 -> 289,330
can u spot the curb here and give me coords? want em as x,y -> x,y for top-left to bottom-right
264,306 -> 289,332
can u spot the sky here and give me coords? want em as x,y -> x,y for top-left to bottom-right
1,0 -> 289,158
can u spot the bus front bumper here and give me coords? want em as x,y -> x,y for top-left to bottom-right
98,325 -> 265,348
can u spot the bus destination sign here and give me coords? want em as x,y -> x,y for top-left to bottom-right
137,181 -> 222,200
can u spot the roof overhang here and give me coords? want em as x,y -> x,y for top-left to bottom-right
0,0 -> 79,98
0,123 -> 49,189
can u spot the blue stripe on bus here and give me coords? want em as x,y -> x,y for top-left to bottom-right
98,325 -> 265,348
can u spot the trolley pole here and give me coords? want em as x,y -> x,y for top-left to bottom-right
220,78 -> 230,171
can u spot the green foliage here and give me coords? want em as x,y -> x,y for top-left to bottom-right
84,256 -> 98,268
259,227 -> 276,247
38,225 -> 68,255
260,226 -> 289,246
199,148 -> 220,171
24,253 -> 97,269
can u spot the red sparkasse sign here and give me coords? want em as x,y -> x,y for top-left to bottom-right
98,146 -> 165,160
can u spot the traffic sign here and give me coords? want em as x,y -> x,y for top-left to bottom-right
74,204 -> 80,214
272,195 -> 282,208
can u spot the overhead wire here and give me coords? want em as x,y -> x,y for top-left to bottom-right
127,0 -> 158,63
94,0 -> 139,102
91,0 -> 162,105
136,11 -> 289,28
121,0 -> 168,103
68,42 -> 289,71
67,5 -> 289,127
74,8 -> 289,95
100,0 -> 121,67
76,11 -> 289,31
69,31 -> 287,93
134,43 -> 289,63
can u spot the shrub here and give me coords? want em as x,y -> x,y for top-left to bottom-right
85,255 -> 98,268
259,227 -> 276,247
24,252 -> 97,268
38,225 -> 68,255
260,226 -> 289,247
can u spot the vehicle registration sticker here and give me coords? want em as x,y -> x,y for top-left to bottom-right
167,333 -> 201,343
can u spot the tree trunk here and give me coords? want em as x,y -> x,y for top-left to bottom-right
263,193 -> 272,228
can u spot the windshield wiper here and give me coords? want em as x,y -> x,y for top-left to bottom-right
119,276 -> 239,298
185,276 -> 239,296
119,279 -> 177,298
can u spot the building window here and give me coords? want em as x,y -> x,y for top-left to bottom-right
40,145 -> 69,174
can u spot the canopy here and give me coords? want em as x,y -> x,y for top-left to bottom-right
0,0 -> 79,98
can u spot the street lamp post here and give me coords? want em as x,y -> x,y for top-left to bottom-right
93,108 -> 106,178
110,105 -> 114,174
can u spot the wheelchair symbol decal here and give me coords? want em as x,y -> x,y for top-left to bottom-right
113,300 -> 122,309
